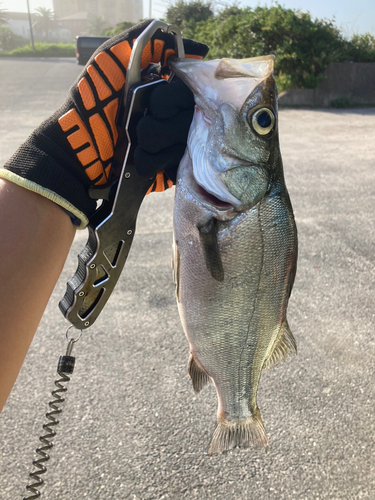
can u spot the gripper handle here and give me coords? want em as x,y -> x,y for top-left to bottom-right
59,162 -> 155,330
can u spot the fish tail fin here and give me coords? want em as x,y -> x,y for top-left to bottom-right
263,320 -> 297,371
208,408 -> 269,455
188,354 -> 210,393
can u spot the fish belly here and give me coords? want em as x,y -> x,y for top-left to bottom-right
173,168 -> 297,454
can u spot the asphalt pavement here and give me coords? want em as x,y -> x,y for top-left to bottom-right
0,57 -> 374,499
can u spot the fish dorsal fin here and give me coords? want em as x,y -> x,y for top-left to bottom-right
169,56 -> 274,110
263,321 -> 297,371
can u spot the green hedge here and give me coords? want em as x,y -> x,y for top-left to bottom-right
167,2 -> 375,91
0,42 -> 75,58
0,25 -> 28,52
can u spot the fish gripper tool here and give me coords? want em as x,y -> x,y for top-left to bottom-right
59,20 -> 185,331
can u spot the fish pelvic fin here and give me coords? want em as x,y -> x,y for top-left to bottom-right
188,354 -> 210,393
208,409 -> 269,455
263,320 -> 297,372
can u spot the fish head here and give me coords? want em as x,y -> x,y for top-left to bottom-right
169,56 -> 281,214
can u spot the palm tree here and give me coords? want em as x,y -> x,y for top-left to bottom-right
33,7 -> 55,40
87,16 -> 109,36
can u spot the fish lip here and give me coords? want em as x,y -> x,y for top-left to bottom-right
200,107 -> 213,125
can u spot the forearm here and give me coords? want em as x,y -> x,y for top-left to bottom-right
0,179 -> 76,411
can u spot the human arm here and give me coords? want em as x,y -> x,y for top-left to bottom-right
0,179 -> 76,411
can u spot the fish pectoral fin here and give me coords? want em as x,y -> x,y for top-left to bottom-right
188,354 -> 210,393
263,320 -> 297,371
172,239 -> 180,302
208,409 -> 269,455
197,218 -> 224,282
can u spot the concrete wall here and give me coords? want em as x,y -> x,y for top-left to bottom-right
279,62 -> 375,107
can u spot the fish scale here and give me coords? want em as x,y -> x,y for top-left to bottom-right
170,55 -> 298,454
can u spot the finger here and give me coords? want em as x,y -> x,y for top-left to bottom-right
136,108 -> 194,154
134,143 -> 186,178
149,78 -> 195,119
160,36 -> 210,75
182,37 -> 209,60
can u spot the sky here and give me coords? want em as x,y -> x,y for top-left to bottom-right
1,0 -> 374,36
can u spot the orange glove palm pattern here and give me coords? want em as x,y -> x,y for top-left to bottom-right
1,20 -> 208,228
59,32 -> 175,187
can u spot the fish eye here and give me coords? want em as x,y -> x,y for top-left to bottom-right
249,108 -> 275,135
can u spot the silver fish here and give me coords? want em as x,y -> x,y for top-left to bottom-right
170,56 -> 298,455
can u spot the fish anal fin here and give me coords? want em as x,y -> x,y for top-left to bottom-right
188,354 -> 210,393
208,408 -> 269,455
263,320 -> 297,371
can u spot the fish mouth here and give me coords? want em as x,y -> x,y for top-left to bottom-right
187,161 -> 267,219
196,183 -> 233,209
185,161 -> 238,220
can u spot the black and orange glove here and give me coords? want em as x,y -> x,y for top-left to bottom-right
0,20 -> 208,228
135,76 -> 196,189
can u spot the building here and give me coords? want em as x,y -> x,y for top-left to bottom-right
4,11 -> 71,43
57,11 -> 93,39
52,0 -> 143,27
52,1 -> 92,20
95,0 -> 143,26
4,12 -> 34,40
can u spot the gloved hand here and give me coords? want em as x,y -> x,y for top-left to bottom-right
135,76 -> 195,191
0,20 -> 208,228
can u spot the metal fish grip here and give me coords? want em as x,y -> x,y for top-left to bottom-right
59,21 -> 185,330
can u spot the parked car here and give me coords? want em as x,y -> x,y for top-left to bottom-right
76,36 -> 111,65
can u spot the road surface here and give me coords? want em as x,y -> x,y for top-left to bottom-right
0,57 -> 374,499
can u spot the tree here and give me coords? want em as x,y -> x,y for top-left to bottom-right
166,0 -> 213,31
33,7 -> 55,40
0,26 -> 28,52
344,33 -> 375,62
188,4 -> 347,90
163,2 -> 375,90
87,16 -> 109,36
102,21 -> 134,37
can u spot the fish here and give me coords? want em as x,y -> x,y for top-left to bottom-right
169,55 -> 298,455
